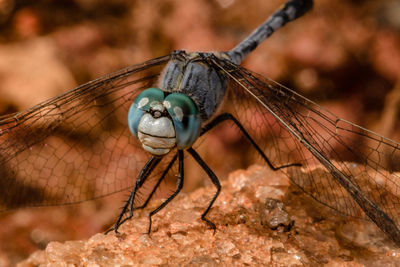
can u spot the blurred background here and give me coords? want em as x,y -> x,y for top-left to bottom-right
0,0 -> 400,265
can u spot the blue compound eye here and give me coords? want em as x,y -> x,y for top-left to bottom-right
128,88 -> 164,137
164,93 -> 200,149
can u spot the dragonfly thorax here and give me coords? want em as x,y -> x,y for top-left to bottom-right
128,87 -> 201,156
160,51 -> 228,121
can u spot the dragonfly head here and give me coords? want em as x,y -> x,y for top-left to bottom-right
128,88 -> 201,156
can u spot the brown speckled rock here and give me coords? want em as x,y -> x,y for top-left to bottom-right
18,165 -> 400,266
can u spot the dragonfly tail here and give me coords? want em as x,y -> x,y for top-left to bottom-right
227,0 -> 313,64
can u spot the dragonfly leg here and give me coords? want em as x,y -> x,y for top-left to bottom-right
201,112 -> 301,170
133,153 -> 178,211
146,150 -> 184,234
106,156 -> 161,234
187,147 -> 220,233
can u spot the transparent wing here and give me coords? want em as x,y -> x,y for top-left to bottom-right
0,54 -> 172,210
212,57 -> 400,239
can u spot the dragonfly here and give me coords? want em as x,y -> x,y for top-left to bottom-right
1,0 -> 400,246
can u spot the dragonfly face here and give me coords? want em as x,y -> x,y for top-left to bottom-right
128,87 -> 201,155
128,50 -> 228,156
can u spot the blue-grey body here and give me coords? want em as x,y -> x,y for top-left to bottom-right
159,51 -> 228,122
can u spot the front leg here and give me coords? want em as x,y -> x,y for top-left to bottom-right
146,150 -> 185,234
106,156 -> 161,234
133,153 -> 178,211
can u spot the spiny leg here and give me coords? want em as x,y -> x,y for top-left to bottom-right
146,150 -> 184,234
123,157 -> 162,226
187,147 -> 220,232
134,153 -> 178,211
201,112 -> 301,170
116,154 -> 178,229
107,156 -> 161,234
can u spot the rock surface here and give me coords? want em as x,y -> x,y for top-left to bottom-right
18,165 -> 400,266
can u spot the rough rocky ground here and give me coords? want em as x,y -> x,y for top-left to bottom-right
18,165 -> 400,266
